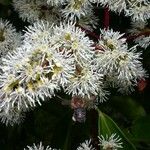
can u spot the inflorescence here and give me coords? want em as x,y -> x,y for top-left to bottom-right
0,0 -> 148,127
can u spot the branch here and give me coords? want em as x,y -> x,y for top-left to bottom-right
126,31 -> 150,41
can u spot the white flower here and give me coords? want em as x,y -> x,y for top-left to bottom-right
24,142 -> 57,150
95,29 -> 146,93
99,29 -> 127,51
13,0 -> 61,23
0,19 -> 21,60
93,0 -> 126,13
128,20 -> 147,34
61,0 -> 92,21
23,20 -> 54,45
128,20 -> 150,49
125,1 -> 150,21
135,36 -> 150,49
94,0 -> 150,21
65,63 -> 104,99
0,71 -> 43,112
52,21 -> 94,65
77,139 -> 95,150
77,11 -> 99,31
1,45 -> 29,74
0,34 -> 76,112
98,134 -> 123,150
0,106 -> 25,126
47,0 -> 67,6
23,40 -> 75,87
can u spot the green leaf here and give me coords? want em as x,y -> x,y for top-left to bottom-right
97,109 -> 136,150
50,112 -> 73,150
0,0 -> 11,5
131,116 -> 150,142
33,100 -> 73,150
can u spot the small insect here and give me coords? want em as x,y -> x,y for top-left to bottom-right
72,107 -> 86,123
71,96 -> 86,123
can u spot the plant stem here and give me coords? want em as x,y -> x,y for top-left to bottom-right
104,7 -> 110,29
90,109 -> 100,150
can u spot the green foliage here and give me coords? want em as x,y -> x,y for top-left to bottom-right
0,0 -> 11,5
98,109 -> 136,150
111,96 -> 146,120
131,116 -> 150,142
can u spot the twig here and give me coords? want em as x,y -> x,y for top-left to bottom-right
126,31 -> 150,41
76,24 -> 100,39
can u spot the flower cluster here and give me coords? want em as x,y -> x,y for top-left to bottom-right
94,29 -> 146,93
0,19 -> 21,61
0,1 -> 149,150
24,142 -> 57,150
12,0 -> 98,31
0,0 -> 148,126
0,19 -> 146,125
77,139 -> 95,150
13,0 -> 61,24
0,21 -> 106,125
99,134 -> 123,150
96,0 -> 150,21
24,134 -> 123,150
128,20 -> 150,49
24,140 -> 95,150
0,107 -> 25,126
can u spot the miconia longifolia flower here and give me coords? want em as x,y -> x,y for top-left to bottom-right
98,134 -> 123,150
61,0 -> 92,21
94,0 -> 150,21
52,21 -> 94,63
94,29 -> 146,93
0,106 -> 25,126
24,142 -> 57,150
47,0 -> 67,6
77,139 -> 95,150
0,19 -> 21,60
23,20 -> 54,45
0,0 -> 149,129
0,40 -> 75,112
13,0 -> 61,24
128,20 -> 150,49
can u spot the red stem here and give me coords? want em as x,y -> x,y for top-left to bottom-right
77,5 -> 150,42
126,31 -> 150,41
90,110 -> 100,150
104,7 -> 110,29
76,24 -> 99,39
77,25 -> 150,42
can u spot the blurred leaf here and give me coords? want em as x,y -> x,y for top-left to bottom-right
51,112 -> 91,150
33,100 -> 73,149
131,116 -> 150,142
98,109 -> 136,150
0,0 -> 11,5
50,112 -> 73,150
112,96 -> 146,120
